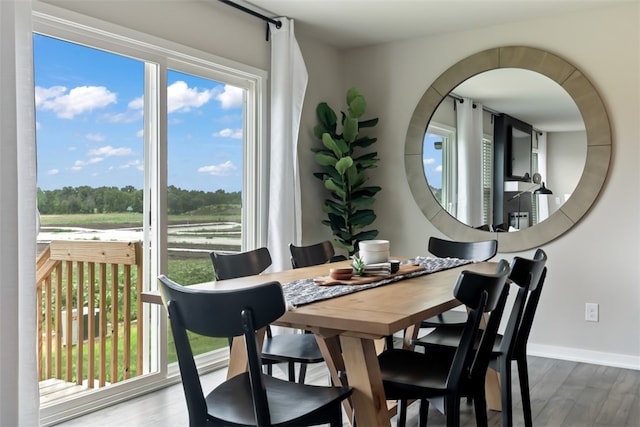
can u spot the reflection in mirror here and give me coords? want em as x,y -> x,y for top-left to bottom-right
422,68 -> 586,231
509,126 -> 532,179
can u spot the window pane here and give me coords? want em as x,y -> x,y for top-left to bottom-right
423,132 -> 443,204
34,34 -> 147,395
166,70 -> 245,355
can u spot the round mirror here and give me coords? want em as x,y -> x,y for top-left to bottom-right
405,46 -> 611,252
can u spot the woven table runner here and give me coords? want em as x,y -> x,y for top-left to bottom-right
283,256 -> 473,308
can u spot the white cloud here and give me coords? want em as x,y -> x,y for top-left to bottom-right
435,165 -> 442,172
119,160 -> 144,171
423,158 -> 436,165
88,157 -> 104,164
128,97 -> 143,110
86,133 -> 105,142
71,160 -> 85,171
136,129 -> 144,138
216,85 -> 243,109
36,85 -> 117,119
35,86 -> 66,105
168,80 -> 216,113
213,128 -> 243,139
197,160 -> 237,176
47,169 -> 59,175
88,145 -> 133,157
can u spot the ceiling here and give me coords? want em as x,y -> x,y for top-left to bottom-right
243,0 -> 633,50
237,0 -> 633,131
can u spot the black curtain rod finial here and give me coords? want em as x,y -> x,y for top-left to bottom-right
219,0 -> 282,30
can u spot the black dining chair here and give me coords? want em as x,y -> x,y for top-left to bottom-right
158,275 -> 352,426
210,247 -> 324,384
414,249 -> 547,427
378,260 -> 511,427
420,237 -> 498,329
289,240 -> 335,269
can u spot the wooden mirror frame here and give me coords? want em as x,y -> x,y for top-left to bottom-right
405,46 -> 611,252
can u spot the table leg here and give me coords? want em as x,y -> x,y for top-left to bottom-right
226,329 -> 266,380
314,334 -> 354,420
340,335 -> 391,427
486,367 -> 502,411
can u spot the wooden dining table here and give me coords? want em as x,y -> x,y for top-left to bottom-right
143,259 -> 501,427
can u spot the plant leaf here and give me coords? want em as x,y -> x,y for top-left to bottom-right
346,87 -> 363,105
316,102 -> 337,132
328,212 -> 346,229
348,94 -> 366,118
359,117 -> 379,128
352,136 -> 377,149
352,186 -> 382,198
314,152 -> 338,167
325,179 -> 345,198
350,209 -> 376,226
335,156 -> 354,176
350,197 -> 375,207
324,199 -> 345,214
322,133 -> 343,158
346,163 -> 359,188
343,117 -> 358,143
352,229 -> 379,242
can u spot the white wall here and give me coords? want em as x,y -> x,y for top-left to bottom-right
42,0 -> 270,70
547,130 -> 587,215
298,3 -> 640,367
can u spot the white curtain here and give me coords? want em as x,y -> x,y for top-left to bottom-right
536,132 -> 550,221
455,98 -> 484,227
0,0 -> 39,425
266,18 -> 308,271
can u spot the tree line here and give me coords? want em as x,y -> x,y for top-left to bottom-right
37,185 -> 241,215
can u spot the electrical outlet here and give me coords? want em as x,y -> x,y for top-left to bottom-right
585,303 -> 599,322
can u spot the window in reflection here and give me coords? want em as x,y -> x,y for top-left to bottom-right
481,136 -> 493,225
423,124 -> 455,215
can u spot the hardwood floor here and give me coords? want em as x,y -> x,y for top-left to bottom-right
57,356 -> 640,426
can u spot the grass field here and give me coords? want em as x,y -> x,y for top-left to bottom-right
41,212 -> 241,228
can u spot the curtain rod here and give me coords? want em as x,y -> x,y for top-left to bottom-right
449,93 -> 543,134
219,0 -> 282,40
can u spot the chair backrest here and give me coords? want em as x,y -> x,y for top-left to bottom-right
428,236 -> 498,262
513,266 -> 547,358
210,247 -> 272,280
289,241 -> 335,269
499,249 -> 547,358
447,260 -> 510,391
158,274 -> 285,426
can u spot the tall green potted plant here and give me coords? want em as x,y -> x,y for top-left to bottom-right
312,87 -> 381,258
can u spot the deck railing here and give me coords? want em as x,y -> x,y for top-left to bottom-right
36,240 -> 143,395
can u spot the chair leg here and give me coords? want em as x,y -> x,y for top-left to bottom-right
500,357 -> 513,427
329,406 -> 343,427
287,362 -> 296,382
517,356 -> 533,427
298,362 -> 308,383
419,399 -> 429,427
445,396 -> 461,427
473,387 -> 488,427
396,399 -> 408,427
386,335 -> 395,349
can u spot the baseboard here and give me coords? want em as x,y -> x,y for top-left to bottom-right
528,343 -> 640,371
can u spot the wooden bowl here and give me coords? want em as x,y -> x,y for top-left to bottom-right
330,268 -> 353,280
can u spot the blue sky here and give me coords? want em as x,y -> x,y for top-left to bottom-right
423,132 -> 442,189
34,33 -> 244,192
